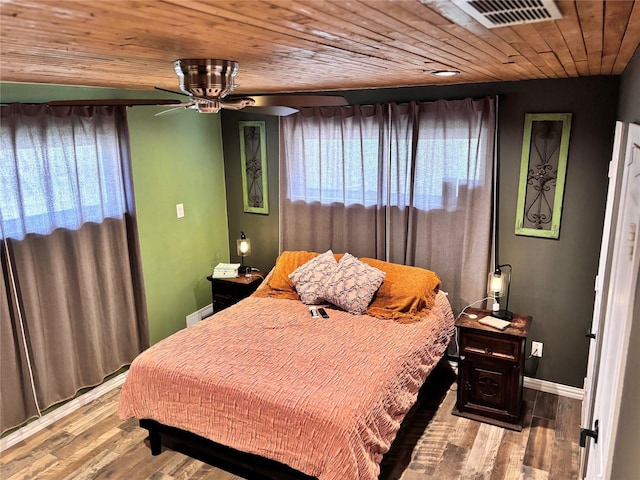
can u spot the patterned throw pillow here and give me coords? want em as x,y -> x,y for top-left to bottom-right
288,250 -> 338,304
323,253 -> 386,315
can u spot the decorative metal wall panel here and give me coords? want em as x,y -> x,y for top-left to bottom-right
515,113 -> 572,239
239,121 -> 269,214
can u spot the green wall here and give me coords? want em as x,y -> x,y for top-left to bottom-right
127,108 -> 228,343
1,83 -> 230,344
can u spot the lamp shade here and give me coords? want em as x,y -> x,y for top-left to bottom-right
487,269 -> 508,297
487,264 -> 512,320
237,231 -> 251,257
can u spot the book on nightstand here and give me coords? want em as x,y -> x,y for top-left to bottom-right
478,315 -> 511,330
211,263 -> 240,278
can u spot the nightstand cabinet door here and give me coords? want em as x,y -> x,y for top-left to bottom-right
459,352 -> 521,423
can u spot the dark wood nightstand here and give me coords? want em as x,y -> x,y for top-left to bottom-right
452,308 -> 532,431
206,271 -> 265,313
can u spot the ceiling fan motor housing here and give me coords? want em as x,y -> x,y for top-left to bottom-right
173,59 -> 239,98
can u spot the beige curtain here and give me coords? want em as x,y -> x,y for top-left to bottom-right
1,249 -> 40,430
0,105 -> 149,434
280,98 -> 496,314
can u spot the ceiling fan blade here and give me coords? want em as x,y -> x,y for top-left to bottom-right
243,106 -> 299,116
46,99 -> 182,107
154,102 -> 199,116
237,94 -> 348,108
219,97 -> 255,111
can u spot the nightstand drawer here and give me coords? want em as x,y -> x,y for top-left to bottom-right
461,331 -> 519,361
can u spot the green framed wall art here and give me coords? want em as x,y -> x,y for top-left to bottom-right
239,120 -> 269,214
515,113 -> 572,239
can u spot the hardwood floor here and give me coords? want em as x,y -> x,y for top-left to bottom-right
0,367 -> 582,480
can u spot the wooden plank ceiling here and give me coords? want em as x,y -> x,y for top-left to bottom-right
1,0 -> 639,95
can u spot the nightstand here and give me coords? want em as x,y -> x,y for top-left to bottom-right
206,271 -> 265,313
452,308 -> 532,431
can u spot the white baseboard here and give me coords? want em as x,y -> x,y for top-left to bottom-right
524,376 -> 584,400
0,370 -> 129,452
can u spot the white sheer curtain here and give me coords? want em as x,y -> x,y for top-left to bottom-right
280,97 -> 496,314
0,104 -> 149,434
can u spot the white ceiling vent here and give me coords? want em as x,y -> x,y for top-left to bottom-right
453,0 -> 562,28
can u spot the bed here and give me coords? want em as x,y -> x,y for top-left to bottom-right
118,251 -> 455,480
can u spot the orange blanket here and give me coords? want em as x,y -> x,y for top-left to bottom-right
119,293 -> 454,480
360,257 -> 441,321
253,251 -> 441,322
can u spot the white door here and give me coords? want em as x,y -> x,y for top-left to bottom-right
582,122 -> 640,479
579,122 -> 625,476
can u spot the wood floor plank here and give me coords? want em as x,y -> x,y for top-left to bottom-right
158,452 -> 197,476
42,426 -> 125,479
451,415 -> 481,450
93,441 -> 181,480
461,422 -> 504,479
521,464 -> 550,479
489,388 -> 538,479
55,412 -> 124,459
489,430 -> 523,480
61,449 -> 121,480
149,472 -> 174,480
523,417 -> 556,472
532,392 -> 558,421
402,418 -> 450,475
0,429 -> 73,471
62,400 -> 119,436
549,438 -> 581,480
554,396 -> 581,443
428,442 -> 468,479
0,425 -> 64,464
6,451 -> 59,480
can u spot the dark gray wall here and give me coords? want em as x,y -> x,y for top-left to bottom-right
221,75 -> 620,388
221,112 -> 280,273
611,45 -> 640,480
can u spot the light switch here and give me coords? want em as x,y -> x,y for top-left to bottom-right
176,203 -> 185,218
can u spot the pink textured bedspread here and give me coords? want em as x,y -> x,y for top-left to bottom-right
119,292 -> 454,480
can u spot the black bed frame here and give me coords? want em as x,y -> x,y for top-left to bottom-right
138,365 -> 455,480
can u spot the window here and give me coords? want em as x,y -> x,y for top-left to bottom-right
283,103 -> 488,212
0,108 -> 126,239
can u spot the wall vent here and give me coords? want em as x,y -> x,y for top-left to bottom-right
186,303 -> 214,327
453,0 -> 562,28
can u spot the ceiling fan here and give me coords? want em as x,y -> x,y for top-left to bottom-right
46,59 -> 348,116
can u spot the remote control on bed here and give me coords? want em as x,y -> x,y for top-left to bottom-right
317,308 -> 329,318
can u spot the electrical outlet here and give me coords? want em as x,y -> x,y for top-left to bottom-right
176,203 -> 184,218
532,341 -> 543,357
